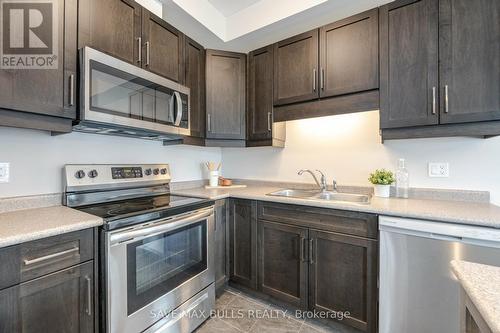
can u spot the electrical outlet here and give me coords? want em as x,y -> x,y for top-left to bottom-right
428,162 -> 449,178
0,163 -> 10,183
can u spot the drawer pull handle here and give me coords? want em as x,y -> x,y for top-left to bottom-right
309,238 -> 315,264
300,237 -> 306,262
23,247 -> 79,266
85,276 -> 92,316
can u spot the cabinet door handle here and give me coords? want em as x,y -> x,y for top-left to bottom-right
444,85 -> 449,113
312,69 -> 317,92
432,86 -> 436,115
69,74 -> 75,106
300,237 -> 306,262
145,41 -> 151,67
136,37 -> 142,64
320,68 -> 325,90
207,113 -> 211,132
85,276 -> 92,316
309,238 -> 315,264
23,247 -> 79,266
267,112 -> 272,132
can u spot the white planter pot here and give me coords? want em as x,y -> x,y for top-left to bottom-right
374,184 -> 391,198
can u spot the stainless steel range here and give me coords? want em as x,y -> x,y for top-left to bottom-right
63,164 -> 215,333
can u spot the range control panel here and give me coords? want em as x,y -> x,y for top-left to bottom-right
64,164 -> 171,191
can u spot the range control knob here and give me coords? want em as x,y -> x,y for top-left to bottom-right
160,168 -> 167,175
88,170 -> 98,178
153,168 -> 160,175
75,170 -> 86,179
144,168 -> 152,176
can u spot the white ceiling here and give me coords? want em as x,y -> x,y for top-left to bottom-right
207,0 -> 260,17
158,0 -> 393,52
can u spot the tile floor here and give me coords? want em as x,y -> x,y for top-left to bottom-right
195,287 -> 362,333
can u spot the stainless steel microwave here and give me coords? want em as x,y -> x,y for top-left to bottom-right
74,47 -> 190,141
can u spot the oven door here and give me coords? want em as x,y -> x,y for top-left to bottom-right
106,207 -> 214,333
80,47 -> 190,136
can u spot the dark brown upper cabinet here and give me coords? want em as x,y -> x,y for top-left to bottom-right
0,0 -> 77,133
205,50 -> 246,141
247,45 -> 286,147
379,0 -> 439,129
78,0 -> 142,65
439,0 -> 500,124
309,229 -> 377,333
273,30 -> 319,106
142,10 -> 185,83
319,8 -> 379,98
257,220 -> 308,309
184,37 -> 206,139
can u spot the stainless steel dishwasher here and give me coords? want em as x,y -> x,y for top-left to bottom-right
379,216 -> 500,333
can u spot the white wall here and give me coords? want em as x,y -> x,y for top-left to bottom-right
221,111 -> 500,205
0,127 -> 221,198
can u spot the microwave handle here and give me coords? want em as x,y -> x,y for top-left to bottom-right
173,91 -> 183,126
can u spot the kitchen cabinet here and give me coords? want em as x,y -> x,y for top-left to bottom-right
0,0 -> 77,133
247,45 -> 286,147
380,0 -> 500,140
319,9 -> 379,98
0,229 -> 95,333
78,0 -> 142,65
439,0 -> 500,124
142,10 -> 184,83
257,220 -> 308,309
273,30 -> 319,106
309,229 -> 378,333
214,200 -> 229,292
0,262 -> 94,333
184,37 -> 206,140
228,199 -> 257,289
379,0 -> 439,129
206,50 -> 247,143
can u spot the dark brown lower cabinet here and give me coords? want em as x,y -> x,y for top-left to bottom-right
228,199 -> 257,289
214,199 -> 229,291
0,262 -> 94,333
309,230 -> 378,333
257,220 -> 308,309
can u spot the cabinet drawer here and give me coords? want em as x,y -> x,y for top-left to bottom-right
258,201 -> 378,239
0,228 -> 94,290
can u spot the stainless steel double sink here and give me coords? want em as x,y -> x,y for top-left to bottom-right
267,189 -> 371,204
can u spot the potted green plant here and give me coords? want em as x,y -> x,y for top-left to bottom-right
369,169 -> 395,198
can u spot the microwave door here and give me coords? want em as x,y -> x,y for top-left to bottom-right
156,89 -> 175,125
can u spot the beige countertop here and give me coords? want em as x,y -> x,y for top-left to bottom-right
451,260 -> 500,333
0,206 -> 103,248
172,185 -> 500,228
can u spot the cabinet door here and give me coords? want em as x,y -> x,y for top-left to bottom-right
0,262 -> 94,333
185,37 -> 206,138
228,199 -> 257,289
247,45 -> 273,142
309,230 -> 377,333
273,30 -> 319,106
439,0 -> 500,124
0,0 -> 77,119
142,10 -> 185,83
206,50 -> 246,140
78,0 -> 141,65
257,220 -> 308,309
214,200 -> 228,290
319,9 -> 378,98
379,0 -> 439,129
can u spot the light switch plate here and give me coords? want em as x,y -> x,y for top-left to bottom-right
0,163 -> 10,183
428,162 -> 449,178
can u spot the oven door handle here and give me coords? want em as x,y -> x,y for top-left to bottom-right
109,208 -> 213,245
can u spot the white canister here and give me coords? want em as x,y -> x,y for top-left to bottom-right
374,184 -> 391,198
209,171 -> 219,187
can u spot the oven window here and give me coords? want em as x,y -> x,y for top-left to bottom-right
127,221 -> 207,315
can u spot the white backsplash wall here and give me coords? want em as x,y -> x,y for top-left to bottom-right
0,127 -> 221,198
221,111 -> 500,205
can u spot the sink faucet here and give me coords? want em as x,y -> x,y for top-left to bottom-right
298,169 -> 328,192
